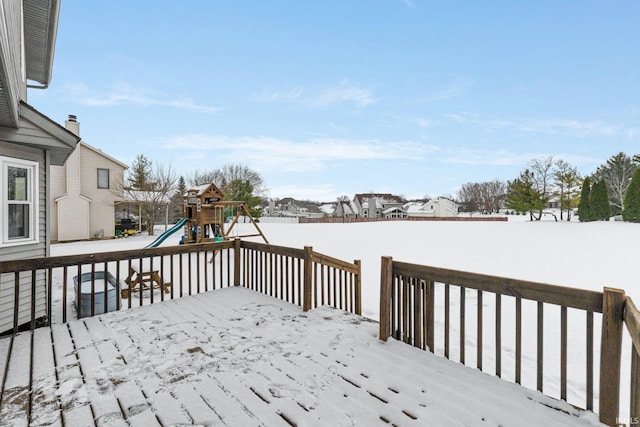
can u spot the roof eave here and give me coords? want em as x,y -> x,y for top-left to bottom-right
24,0 -> 61,86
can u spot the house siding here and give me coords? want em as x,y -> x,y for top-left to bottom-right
0,0 -> 26,126
80,146 -> 124,238
50,142 -> 126,241
0,141 -> 47,333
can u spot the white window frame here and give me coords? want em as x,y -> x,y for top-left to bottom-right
1,156 -> 39,246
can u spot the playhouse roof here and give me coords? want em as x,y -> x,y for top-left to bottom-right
185,183 -> 224,200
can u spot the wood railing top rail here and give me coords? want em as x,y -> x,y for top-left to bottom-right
391,260 -> 604,313
310,250 -> 360,274
625,297 -> 640,356
240,241 -> 305,259
0,241 -> 234,273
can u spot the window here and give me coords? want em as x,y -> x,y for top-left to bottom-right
2,157 -> 38,245
97,168 -> 109,189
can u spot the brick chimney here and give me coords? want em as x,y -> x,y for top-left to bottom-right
65,114 -> 80,136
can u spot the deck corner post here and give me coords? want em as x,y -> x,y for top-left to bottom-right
380,256 -> 393,342
303,246 -> 313,311
233,238 -> 241,286
354,259 -> 362,315
599,287 -> 625,426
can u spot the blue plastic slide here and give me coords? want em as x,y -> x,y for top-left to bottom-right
144,218 -> 189,248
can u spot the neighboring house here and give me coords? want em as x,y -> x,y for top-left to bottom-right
405,197 -> 460,218
264,198 -> 326,219
50,116 -> 128,241
319,203 -> 336,216
546,195 -> 561,209
333,199 -> 358,218
382,206 -> 408,219
353,193 -> 405,218
0,0 -> 80,333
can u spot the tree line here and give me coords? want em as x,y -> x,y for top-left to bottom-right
457,152 -> 640,222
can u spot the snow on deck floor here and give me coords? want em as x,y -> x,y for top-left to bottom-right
1,287 -> 602,427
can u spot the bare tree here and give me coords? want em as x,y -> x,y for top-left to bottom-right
485,179 -> 507,213
456,182 -> 482,215
120,155 -> 177,235
190,164 -> 267,198
591,152 -> 638,215
528,156 -> 555,220
456,180 -> 506,214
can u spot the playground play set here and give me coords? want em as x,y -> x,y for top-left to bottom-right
143,182 -> 268,249
100,184 -> 268,307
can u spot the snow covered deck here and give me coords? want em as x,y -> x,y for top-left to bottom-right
0,287 -> 601,426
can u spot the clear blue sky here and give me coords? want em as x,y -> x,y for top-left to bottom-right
30,1 -> 640,201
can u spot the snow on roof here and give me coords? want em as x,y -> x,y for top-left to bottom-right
355,193 -> 404,207
319,203 -> 336,214
1,286 -> 602,426
403,202 -> 426,213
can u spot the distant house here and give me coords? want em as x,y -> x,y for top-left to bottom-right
264,198 -> 326,219
0,0 -> 80,333
353,193 -> 405,218
50,116 -> 128,241
405,197 -> 460,218
334,199 -> 359,218
546,195 -> 561,209
319,203 -> 336,216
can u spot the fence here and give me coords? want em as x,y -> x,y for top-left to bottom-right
379,256 -> 630,427
0,240 -> 361,336
300,216 -> 508,224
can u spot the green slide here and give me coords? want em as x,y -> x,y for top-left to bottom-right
144,218 -> 189,248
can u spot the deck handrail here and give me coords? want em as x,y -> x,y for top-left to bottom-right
236,241 -> 361,315
379,256 -> 630,427
0,241 -> 235,273
0,239 -> 362,338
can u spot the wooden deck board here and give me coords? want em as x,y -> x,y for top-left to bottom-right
194,375 -> 260,426
171,382 -> 222,426
31,328 -> 63,427
0,333 -> 30,425
0,287 -> 603,427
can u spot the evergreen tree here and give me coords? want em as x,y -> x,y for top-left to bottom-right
553,159 -> 581,221
589,179 -> 611,221
577,177 -> 592,222
623,168 -> 640,222
122,154 -> 176,235
127,154 -> 154,190
169,176 -> 187,223
505,170 -> 544,221
225,179 -> 263,218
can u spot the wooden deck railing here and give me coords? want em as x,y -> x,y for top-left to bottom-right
624,297 -> 640,425
0,240 -> 361,337
238,241 -> 361,314
379,256 -> 630,427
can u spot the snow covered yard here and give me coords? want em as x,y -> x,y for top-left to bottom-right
0,287 -> 602,426
20,217 -> 635,424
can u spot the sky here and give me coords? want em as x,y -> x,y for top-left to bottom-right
29,1 -> 640,201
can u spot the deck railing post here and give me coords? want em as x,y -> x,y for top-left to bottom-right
380,256 -> 393,341
303,246 -> 313,311
234,239 -> 241,286
354,260 -> 362,315
599,287 -> 625,426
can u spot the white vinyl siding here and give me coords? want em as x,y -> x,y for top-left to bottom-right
0,144 -> 47,334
